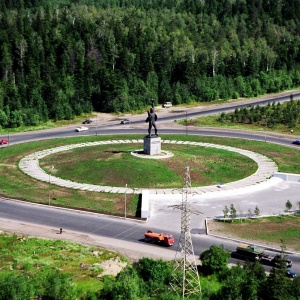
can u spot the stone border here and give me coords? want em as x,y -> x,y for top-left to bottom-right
131,149 -> 174,159
19,139 -> 278,195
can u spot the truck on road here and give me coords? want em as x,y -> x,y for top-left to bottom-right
144,230 -> 175,246
261,254 -> 293,268
232,243 -> 292,268
232,243 -> 266,261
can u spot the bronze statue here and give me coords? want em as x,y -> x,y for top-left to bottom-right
145,99 -> 158,136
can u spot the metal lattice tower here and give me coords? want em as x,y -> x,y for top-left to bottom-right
170,166 -> 202,298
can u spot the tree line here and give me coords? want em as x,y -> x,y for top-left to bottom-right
218,97 -> 300,129
1,0 -> 300,128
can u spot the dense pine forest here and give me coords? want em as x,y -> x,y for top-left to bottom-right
1,0 -> 300,128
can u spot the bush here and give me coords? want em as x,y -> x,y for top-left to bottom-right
100,266 -> 141,300
135,257 -> 172,284
199,244 -> 230,275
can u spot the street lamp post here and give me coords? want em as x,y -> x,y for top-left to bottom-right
96,117 -> 98,136
186,111 -> 188,135
124,184 -> 127,219
48,166 -> 54,205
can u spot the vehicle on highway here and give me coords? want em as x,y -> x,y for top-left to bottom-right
292,140 -> 300,145
232,244 -> 292,268
162,101 -> 172,108
82,119 -> 92,124
75,126 -> 89,132
144,230 -> 175,246
286,269 -> 297,278
120,119 -> 131,124
0,139 -> 9,145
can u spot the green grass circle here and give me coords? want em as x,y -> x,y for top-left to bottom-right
40,143 -> 257,189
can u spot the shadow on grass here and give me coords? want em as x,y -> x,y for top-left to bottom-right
105,150 -> 133,154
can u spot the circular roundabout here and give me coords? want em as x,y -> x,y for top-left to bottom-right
19,139 -> 278,195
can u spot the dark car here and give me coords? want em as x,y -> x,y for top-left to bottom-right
82,119 -> 92,124
286,270 -> 297,278
120,119 -> 131,124
292,140 -> 300,145
0,139 -> 9,145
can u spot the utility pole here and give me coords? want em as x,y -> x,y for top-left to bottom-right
96,117 -> 98,136
170,166 -> 202,299
48,166 -> 54,205
124,184 -> 127,219
186,111 -> 188,135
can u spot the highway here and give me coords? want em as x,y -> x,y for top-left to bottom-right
0,90 -> 300,273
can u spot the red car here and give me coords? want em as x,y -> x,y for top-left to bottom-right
0,139 -> 9,145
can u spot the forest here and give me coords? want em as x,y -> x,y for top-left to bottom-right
1,0 -> 300,128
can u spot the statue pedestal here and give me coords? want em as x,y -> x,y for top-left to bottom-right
143,136 -> 161,155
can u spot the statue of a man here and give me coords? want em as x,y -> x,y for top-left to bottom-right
146,100 -> 158,136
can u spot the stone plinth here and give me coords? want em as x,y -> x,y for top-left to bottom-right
143,136 -> 161,155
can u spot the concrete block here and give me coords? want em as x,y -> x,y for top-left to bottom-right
143,136 -> 161,155
141,190 -> 150,219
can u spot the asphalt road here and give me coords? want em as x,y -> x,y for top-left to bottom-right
1,195 -> 299,273
5,89 -> 300,145
5,125 -> 298,152
0,90 -> 300,273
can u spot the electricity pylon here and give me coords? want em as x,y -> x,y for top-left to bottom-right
170,166 -> 202,299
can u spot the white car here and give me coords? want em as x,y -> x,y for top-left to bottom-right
75,126 -> 89,132
162,102 -> 172,108
120,119 -> 132,124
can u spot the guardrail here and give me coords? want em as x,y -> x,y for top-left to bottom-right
273,172 -> 300,182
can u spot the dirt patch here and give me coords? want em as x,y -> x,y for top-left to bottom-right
98,257 -> 127,276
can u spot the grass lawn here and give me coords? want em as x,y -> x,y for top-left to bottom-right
40,143 -> 256,188
0,232 -> 127,295
209,213 -> 300,252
